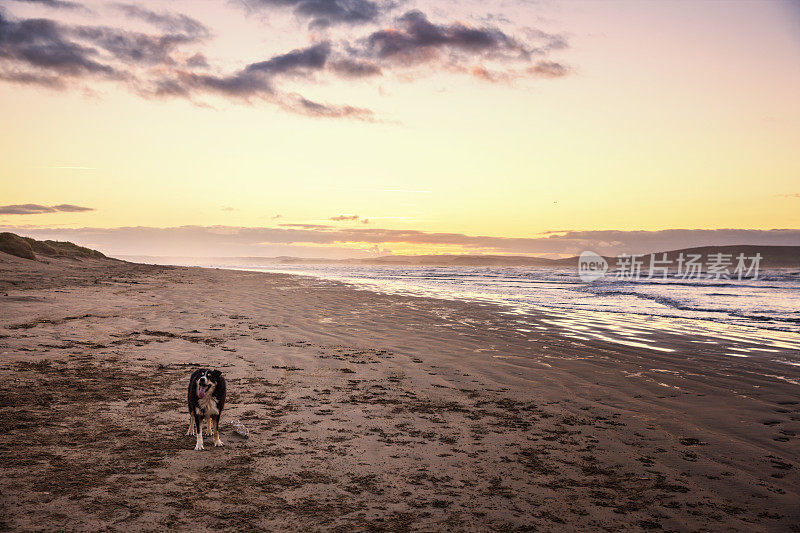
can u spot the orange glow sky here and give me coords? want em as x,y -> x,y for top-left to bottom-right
1,0 -> 798,257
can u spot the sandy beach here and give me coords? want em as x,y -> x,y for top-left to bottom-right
1,254 -> 798,531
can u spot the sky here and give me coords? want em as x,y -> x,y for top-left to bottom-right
1,0 -> 798,258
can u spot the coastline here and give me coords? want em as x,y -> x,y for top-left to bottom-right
1,255 -> 798,530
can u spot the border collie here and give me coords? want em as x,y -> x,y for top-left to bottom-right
186,368 -> 226,450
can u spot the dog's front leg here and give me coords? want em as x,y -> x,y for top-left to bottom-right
194,414 -> 204,450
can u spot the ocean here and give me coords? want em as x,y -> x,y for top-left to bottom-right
189,262 -> 800,357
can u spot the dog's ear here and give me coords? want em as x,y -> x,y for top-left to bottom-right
210,369 -> 222,380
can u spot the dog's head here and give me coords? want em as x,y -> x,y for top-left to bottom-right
196,369 -> 222,399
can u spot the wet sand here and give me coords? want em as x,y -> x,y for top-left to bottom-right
0,253 -> 798,531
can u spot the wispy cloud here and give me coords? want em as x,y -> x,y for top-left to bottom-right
353,10 -> 568,82
238,0 -> 386,29
6,0 -> 88,12
3,225 -> 797,258
0,203 -> 94,214
328,214 -> 372,224
112,4 -> 211,38
363,10 -> 529,61
0,7 -> 210,90
0,2 -> 569,119
278,223 -> 332,230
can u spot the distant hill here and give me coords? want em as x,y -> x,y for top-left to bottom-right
267,246 -> 800,268
551,245 -> 800,270
0,232 -> 107,261
120,244 -> 800,269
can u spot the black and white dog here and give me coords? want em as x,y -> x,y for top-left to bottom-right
186,368 -> 226,450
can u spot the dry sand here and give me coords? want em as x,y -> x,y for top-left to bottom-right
0,253 -> 798,531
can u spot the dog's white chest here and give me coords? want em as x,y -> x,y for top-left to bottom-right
196,395 -> 219,417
